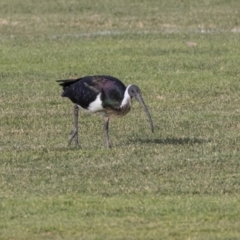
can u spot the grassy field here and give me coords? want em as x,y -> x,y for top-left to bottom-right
1,0 -> 240,239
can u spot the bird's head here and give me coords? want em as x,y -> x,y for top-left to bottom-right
128,85 -> 154,133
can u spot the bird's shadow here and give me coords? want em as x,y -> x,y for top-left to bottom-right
131,136 -> 211,145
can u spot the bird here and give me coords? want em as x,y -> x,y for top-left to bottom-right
56,75 -> 154,148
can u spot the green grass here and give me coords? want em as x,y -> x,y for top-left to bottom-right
1,0 -> 240,239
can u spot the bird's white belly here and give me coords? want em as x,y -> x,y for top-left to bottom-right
86,93 -> 104,113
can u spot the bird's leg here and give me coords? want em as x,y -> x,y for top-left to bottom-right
68,104 -> 79,146
104,116 -> 111,148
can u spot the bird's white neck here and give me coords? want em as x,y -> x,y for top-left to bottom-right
120,85 -> 132,108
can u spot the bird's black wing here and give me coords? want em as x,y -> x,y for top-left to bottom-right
57,75 -> 126,110
57,77 -> 100,109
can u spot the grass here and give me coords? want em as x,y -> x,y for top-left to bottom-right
1,0 -> 240,239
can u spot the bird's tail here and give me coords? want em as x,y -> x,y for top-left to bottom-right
56,78 -> 82,91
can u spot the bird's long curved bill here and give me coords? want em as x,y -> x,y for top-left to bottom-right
135,94 -> 154,133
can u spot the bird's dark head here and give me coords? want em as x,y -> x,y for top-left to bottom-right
128,84 -> 141,98
127,84 -> 154,133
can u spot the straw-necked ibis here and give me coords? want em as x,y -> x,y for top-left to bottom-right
57,75 -> 154,148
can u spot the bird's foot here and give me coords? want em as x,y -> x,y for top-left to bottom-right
68,129 -> 79,147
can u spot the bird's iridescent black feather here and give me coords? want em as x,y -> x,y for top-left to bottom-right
56,76 -> 126,111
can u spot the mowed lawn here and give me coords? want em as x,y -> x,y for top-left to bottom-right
0,0 -> 240,239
